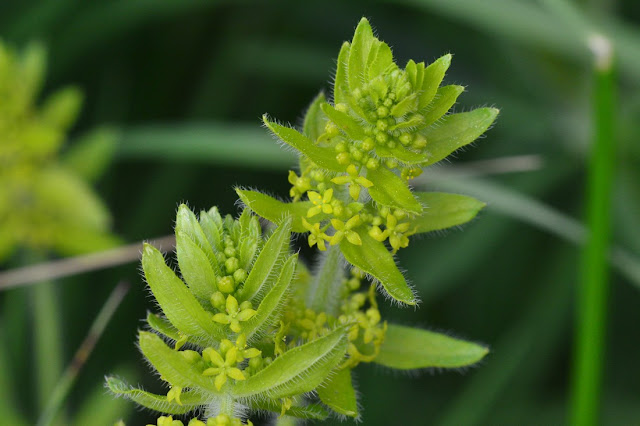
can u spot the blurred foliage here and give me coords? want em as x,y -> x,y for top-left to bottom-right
1,0 -> 639,425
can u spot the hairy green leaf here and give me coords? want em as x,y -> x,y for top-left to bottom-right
375,324 -> 488,369
340,232 -> 416,305
422,108 -> 499,167
422,85 -> 465,127
348,18 -> 375,92
244,255 -> 297,341
375,142 -> 430,164
262,116 -> 345,172
367,40 -> 394,80
366,166 -> 423,214
146,313 -> 180,341
302,92 -> 328,141
306,245 -> 344,316
249,399 -> 329,420
321,103 -> 367,140
198,207 -> 223,253
233,327 -> 348,399
239,217 -> 291,302
236,189 -> 311,233
176,204 -> 221,276
142,244 -> 224,345
413,192 -> 485,234
106,376 -> 205,415
175,231 -> 217,302
334,42 -> 350,105
138,331 -> 220,393
317,367 -> 358,417
419,54 -> 451,110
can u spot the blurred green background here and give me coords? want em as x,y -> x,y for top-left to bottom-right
1,0 -> 640,425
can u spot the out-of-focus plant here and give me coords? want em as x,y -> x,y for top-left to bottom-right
0,40 -> 118,261
0,40 -> 126,426
107,18 -> 497,425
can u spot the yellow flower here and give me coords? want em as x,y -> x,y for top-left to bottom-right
302,218 -> 330,251
331,164 -> 373,200
307,188 -> 334,217
202,346 -> 246,391
330,215 -> 362,246
212,295 -> 256,333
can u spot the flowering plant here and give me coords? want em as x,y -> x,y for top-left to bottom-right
107,18 -> 498,425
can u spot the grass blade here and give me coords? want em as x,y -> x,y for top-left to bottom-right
570,35 -> 616,426
117,124 -> 293,170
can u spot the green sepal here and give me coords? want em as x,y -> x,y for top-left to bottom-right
243,255 -> 297,341
62,127 -> 118,182
138,331 -> 220,392
41,86 -> 83,130
375,324 -> 488,369
232,326 -> 348,399
262,115 -> 345,173
142,244 -> 225,345
366,166 -> 423,214
340,232 -> 416,306
106,376 -> 205,415
321,103 -> 367,140
249,399 -> 329,420
238,217 -> 291,302
146,313 -> 181,342
236,189 -> 313,233
419,54 -> 451,110
366,40 -> 394,80
317,367 -> 358,418
302,92 -> 328,141
334,42 -> 350,105
348,18 -> 375,93
422,108 -> 499,167
175,231 -> 218,302
175,205 -> 221,276
422,85 -> 464,128
413,192 -> 485,234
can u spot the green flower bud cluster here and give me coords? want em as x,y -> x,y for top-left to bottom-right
109,18 -> 494,425
0,40 -> 118,260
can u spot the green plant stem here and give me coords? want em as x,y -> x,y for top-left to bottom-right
36,281 -> 130,426
570,36 -> 616,426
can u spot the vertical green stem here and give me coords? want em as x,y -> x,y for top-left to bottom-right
570,35 -> 615,426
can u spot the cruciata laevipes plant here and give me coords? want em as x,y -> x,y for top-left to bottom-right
107,18 -> 499,425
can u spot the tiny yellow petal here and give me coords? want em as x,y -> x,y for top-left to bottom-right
346,231 -> 362,245
227,368 -> 246,381
214,373 -> 227,390
226,295 -> 239,315
212,313 -> 230,325
237,309 -> 257,322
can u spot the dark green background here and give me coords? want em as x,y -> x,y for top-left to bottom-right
2,0 -> 640,424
